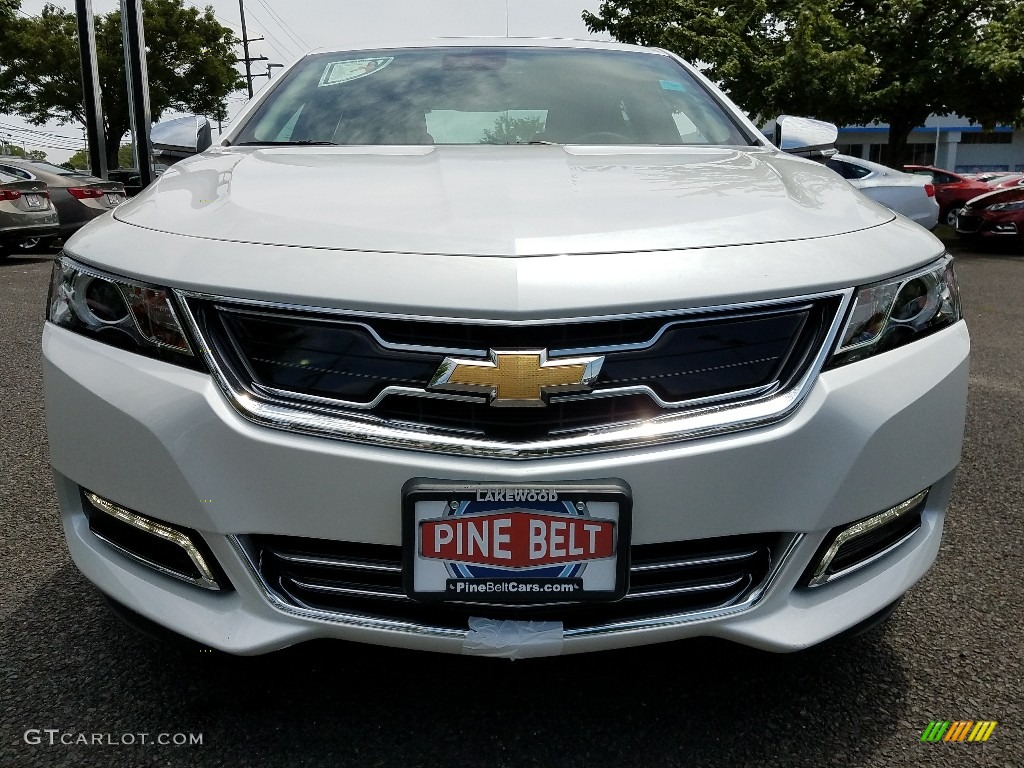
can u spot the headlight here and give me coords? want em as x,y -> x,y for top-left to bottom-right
986,200 -> 1024,212
828,255 -> 961,367
48,254 -> 199,367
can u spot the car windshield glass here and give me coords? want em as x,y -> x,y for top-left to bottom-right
231,47 -> 754,147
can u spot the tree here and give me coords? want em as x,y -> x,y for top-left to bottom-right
0,144 -> 47,161
584,0 -> 1024,167
65,144 -> 135,170
1,0 -> 241,169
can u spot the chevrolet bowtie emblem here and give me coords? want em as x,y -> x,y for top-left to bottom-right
429,349 -> 605,407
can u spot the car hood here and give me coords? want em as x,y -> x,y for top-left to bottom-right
964,186 -> 1024,208
114,144 -> 893,256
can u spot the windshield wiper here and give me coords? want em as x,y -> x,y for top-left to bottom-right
232,140 -> 339,146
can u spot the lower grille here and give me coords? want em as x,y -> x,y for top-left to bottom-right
956,214 -> 983,233
246,533 -> 781,631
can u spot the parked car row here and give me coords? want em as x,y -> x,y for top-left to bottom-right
904,165 -> 1000,227
896,163 -> 1024,245
0,157 -> 125,257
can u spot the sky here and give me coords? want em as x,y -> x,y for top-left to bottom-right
3,0 -> 606,163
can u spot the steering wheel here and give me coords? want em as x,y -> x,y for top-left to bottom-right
571,131 -> 632,144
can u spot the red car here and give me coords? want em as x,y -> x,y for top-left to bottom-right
904,165 -> 994,226
954,186 -> 1024,243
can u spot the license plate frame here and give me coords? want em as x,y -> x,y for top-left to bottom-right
402,478 -> 631,604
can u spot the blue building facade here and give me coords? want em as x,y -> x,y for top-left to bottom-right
837,115 -> 1024,172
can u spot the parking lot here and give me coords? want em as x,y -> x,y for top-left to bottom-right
1,242 -> 1021,768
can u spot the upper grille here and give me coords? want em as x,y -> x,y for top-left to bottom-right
185,295 -> 843,447
246,533 -> 781,632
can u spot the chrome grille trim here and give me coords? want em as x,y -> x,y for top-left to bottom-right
178,290 -> 852,458
622,576 -> 746,600
273,552 -> 404,573
629,549 -> 761,572
231,533 -> 803,639
290,579 -> 406,601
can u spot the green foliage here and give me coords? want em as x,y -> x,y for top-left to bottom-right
1,0 -> 242,168
66,144 -> 135,170
0,143 -> 47,161
584,0 -> 1024,165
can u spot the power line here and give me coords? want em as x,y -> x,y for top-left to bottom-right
252,0 -> 307,53
0,127 -> 84,150
181,0 -> 241,32
243,4 -> 300,60
0,121 -> 83,139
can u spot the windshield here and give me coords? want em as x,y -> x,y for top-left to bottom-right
231,47 -> 754,147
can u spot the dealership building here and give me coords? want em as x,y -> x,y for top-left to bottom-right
836,115 -> 1024,172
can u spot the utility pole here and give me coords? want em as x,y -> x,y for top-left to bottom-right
236,0 -> 266,98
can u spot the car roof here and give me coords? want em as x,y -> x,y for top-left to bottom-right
0,158 -> 96,183
308,37 -> 660,57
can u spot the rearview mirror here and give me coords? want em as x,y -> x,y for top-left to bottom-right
151,115 -> 213,164
774,115 -> 838,159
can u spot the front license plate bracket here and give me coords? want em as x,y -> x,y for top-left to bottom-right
402,479 -> 632,604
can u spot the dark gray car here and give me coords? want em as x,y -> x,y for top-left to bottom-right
0,170 -> 59,258
0,158 -> 124,251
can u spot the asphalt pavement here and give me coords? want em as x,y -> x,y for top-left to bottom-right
1,243 -> 1021,768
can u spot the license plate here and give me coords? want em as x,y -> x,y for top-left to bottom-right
106,193 -> 123,205
403,479 -> 631,603
24,194 -> 41,207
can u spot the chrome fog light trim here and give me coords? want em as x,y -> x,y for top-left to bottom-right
83,491 -> 222,591
807,490 -> 929,588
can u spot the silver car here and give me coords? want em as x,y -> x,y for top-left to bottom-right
0,169 -> 58,257
44,40 -> 968,659
0,158 -> 124,251
826,154 -> 940,229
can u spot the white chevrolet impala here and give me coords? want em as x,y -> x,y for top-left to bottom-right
44,39 -> 969,658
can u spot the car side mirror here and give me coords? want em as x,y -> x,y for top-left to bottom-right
151,116 -> 213,164
774,115 -> 838,160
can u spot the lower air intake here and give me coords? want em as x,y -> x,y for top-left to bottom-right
246,533 -> 782,631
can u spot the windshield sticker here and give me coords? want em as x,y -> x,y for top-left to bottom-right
659,79 -> 687,92
318,57 -> 394,87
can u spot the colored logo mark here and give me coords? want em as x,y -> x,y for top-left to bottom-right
920,721 -> 997,743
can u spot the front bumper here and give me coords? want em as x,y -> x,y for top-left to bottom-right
956,209 -> 1023,238
0,221 -> 59,245
44,320 -> 970,655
